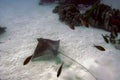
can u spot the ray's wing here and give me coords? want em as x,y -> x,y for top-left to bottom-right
32,38 -> 60,60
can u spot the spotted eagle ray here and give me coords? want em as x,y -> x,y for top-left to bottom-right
23,38 -> 97,80
23,38 -> 60,65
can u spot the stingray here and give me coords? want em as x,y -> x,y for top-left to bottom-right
23,38 -> 60,65
23,38 -> 97,80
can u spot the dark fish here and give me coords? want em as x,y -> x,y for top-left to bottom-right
102,34 -> 109,43
68,24 -> 75,30
23,55 -> 32,65
94,45 -> 105,51
81,19 -> 89,28
57,63 -> 64,77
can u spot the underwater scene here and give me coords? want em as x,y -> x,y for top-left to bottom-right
0,0 -> 120,80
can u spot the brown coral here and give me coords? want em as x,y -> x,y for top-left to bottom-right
53,4 -> 82,29
84,3 -> 120,32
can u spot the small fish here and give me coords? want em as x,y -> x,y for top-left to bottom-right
94,45 -> 105,51
68,24 -> 75,30
102,34 -> 109,43
57,63 -> 64,77
81,19 -> 89,28
104,34 -> 110,38
23,55 -> 32,65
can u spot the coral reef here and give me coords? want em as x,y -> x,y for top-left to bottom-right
83,3 -> 120,32
53,4 -> 82,29
58,0 -> 100,6
53,3 -> 120,31
39,0 -> 100,6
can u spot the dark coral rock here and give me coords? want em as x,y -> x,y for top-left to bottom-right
0,26 -> 6,34
84,3 -> 120,32
53,4 -> 80,14
58,0 -> 100,6
69,13 -> 82,26
53,3 -> 120,31
53,4 -> 82,29
53,5 -> 60,13
109,15 -> 120,32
